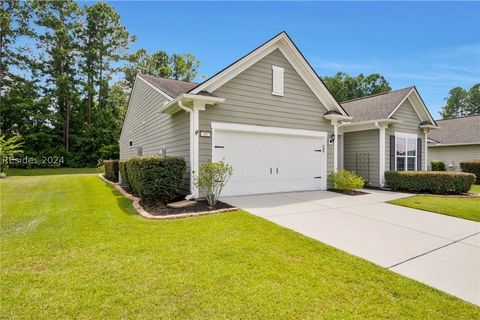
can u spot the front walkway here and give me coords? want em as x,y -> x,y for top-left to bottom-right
222,189 -> 480,305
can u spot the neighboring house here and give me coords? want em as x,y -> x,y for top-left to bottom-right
119,32 -> 438,197
427,115 -> 480,170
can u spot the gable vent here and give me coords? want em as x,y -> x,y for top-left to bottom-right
272,65 -> 284,96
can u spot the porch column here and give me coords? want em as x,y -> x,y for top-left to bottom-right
333,120 -> 339,173
376,122 -> 387,187
423,129 -> 429,171
192,101 -> 205,198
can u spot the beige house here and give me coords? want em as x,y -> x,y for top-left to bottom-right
120,32 -> 438,197
427,115 -> 480,170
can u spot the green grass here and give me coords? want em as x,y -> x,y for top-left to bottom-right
470,184 -> 480,193
6,167 -> 101,176
1,174 -> 478,319
388,185 -> 480,222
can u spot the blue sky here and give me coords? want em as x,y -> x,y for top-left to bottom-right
110,1 -> 480,117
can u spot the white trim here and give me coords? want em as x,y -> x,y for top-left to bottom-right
394,132 -> 418,171
394,132 -> 418,139
211,122 -> 328,138
137,75 -> 174,101
428,142 -> 480,147
190,32 -> 347,116
211,123 -> 328,191
161,93 -> 225,114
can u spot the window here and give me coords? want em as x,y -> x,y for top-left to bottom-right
272,65 -> 284,96
395,133 -> 417,171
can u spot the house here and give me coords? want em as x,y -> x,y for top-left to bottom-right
119,32 -> 438,197
427,115 -> 480,170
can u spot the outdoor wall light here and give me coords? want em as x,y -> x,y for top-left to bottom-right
329,133 -> 335,144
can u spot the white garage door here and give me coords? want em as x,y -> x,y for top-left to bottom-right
212,123 -> 327,196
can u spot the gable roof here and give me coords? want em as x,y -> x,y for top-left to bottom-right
189,31 -> 348,116
138,73 -> 197,99
428,115 -> 480,145
341,87 -> 414,122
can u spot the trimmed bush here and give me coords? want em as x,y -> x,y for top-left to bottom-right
385,171 -> 475,194
126,156 -> 186,204
330,169 -> 365,191
460,160 -> 480,184
431,161 -> 446,171
103,160 -> 119,182
119,160 -> 131,190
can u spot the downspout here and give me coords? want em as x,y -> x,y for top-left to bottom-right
178,100 -> 196,200
375,122 -> 386,187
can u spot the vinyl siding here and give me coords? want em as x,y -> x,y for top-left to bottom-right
344,130 -> 380,187
119,78 -> 190,191
428,144 -> 480,170
387,99 -> 426,170
198,49 -> 335,186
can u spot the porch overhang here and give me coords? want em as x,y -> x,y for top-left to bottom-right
161,93 -> 225,115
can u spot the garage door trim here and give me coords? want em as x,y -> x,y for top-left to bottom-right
211,122 -> 328,193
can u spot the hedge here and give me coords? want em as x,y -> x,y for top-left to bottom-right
103,160 -> 119,182
430,161 -> 446,171
126,156 -> 186,204
384,171 -> 475,194
119,160 -> 131,190
460,160 -> 480,184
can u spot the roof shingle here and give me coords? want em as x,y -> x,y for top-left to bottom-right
341,87 -> 413,122
138,73 -> 197,98
428,115 -> 480,145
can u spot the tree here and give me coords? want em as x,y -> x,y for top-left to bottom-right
466,84 -> 480,116
32,0 -> 82,152
123,49 -> 200,89
439,85 -> 476,119
322,72 -> 391,102
0,134 -> 23,175
80,2 -> 135,124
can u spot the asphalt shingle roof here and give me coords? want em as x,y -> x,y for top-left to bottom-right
428,115 -> 480,145
138,73 -> 197,98
341,87 -> 414,122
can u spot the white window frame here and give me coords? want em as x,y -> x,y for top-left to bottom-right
394,132 -> 417,171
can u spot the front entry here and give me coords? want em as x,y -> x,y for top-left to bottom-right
212,123 -> 327,196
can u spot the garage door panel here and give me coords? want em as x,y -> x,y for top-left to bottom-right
213,127 -> 326,196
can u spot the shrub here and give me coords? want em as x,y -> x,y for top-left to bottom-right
196,161 -> 233,207
384,171 -> 475,194
126,156 -> 186,205
431,161 -> 446,171
330,170 -> 365,191
0,135 -> 23,175
103,160 -> 119,182
119,160 -> 131,189
460,160 -> 480,184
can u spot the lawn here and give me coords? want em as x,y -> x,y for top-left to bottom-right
1,170 -> 478,319
388,185 -> 480,222
6,167 -> 100,176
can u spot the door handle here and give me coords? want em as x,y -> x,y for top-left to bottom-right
270,168 -> 272,174
276,167 -> 278,174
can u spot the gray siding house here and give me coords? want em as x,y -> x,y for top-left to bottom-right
427,115 -> 480,170
120,32 -> 438,197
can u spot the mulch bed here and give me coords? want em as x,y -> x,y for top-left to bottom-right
328,189 -> 369,196
142,200 -> 235,216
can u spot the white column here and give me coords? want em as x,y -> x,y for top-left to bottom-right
378,124 -> 386,187
424,130 -> 429,171
333,120 -> 339,173
192,101 -> 205,198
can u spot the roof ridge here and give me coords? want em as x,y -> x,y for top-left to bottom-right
340,86 -> 414,104
138,73 -> 198,85
435,114 -> 480,122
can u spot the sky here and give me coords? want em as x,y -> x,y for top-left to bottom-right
110,1 -> 480,118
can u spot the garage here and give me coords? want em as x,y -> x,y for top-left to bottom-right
212,122 -> 327,196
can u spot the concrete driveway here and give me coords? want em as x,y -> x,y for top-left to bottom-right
222,189 -> 480,305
